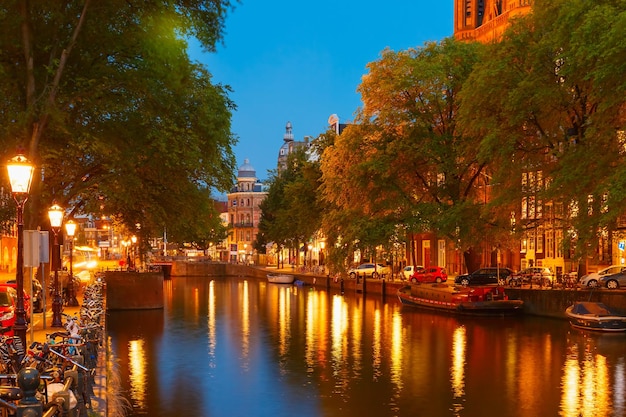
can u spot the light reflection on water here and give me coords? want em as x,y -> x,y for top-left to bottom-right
107,277 -> 626,417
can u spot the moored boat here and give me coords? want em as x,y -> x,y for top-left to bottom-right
267,274 -> 296,284
397,283 -> 523,315
565,301 -> 626,333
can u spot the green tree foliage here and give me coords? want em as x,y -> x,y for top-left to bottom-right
0,0 -> 238,243
256,146 -> 323,265
321,39 -> 502,271
460,0 -> 626,260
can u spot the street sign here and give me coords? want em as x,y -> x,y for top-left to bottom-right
24,230 -> 41,267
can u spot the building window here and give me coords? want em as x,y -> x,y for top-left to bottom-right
556,230 -> 563,258
546,229 -> 553,258
537,228 -> 543,253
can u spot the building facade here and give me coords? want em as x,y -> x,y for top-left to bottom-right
226,159 -> 267,263
452,1 -> 611,277
454,0 -> 532,43
277,121 -> 314,172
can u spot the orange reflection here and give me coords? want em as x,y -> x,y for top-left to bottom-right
278,286 -> 291,359
450,325 -> 466,399
128,338 -> 147,408
241,280 -> 250,361
561,337 -> 612,416
207,280 -> 216,365
390,311 -> 404,390
372,309 -> 382,379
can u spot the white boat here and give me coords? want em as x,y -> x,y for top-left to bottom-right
565,301 -> 626,332
267,274 -> 295,284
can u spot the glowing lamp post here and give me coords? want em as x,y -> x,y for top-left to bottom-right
64,220 -> 78,306
131,235 -> 137,269
7,152 -> 35,348
47,203 -> 64,327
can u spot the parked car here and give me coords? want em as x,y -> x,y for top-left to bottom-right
0,286 -> 31,336
507,267 -> 554,287
598,271 -> 626,289
454,267 -> 514,286
579,265 -> 626,288
401,265 -> 423,280
348,263 -> 390,279
3,278 -> 43,313
410,266 -> 447,284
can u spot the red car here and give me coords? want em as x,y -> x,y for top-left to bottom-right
410,266 -> 447,284
0,286 -> 31,336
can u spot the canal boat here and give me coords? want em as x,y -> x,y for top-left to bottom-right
397,283 -> 523,315
267,274 -> 296,284
565,301 -> 626,333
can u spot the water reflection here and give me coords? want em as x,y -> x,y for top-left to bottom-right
450,325 -> 466,411
128,339 -> 147,408
561,331 -> 626,417
107,277 -> 626,417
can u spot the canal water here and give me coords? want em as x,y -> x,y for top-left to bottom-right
107,276 -> 626,417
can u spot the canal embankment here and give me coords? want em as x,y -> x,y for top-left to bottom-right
161,261 -> 626,319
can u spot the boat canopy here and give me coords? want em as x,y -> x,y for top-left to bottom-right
571,302 -> 614,316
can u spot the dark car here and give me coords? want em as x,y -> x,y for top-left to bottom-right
410,266 -> 447,284
454,267 -> 513,286
599,272 -> 626,289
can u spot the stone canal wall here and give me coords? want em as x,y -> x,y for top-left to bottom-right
113,262 -> 625,318
105,271 -> 164,310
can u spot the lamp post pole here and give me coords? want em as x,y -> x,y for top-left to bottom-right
65,220 -> 78,306
48,204 -> 64,327
7,152 -> 35,348
131,235 -> 137,270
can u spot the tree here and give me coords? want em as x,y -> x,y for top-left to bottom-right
0,0 -> 238,243
320,39 -> 496,272
256,145 -> 324,266
459,0 -> 626,263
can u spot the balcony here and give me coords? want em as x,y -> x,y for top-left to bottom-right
232,222 -> 254,228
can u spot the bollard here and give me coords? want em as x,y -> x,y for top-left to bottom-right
72,360 -> 89,417
17,368 -> 42,417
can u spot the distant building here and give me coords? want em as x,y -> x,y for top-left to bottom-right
277,121 -> 313,172
328,114 -> 348,135
453,0 -> 532,43
226,159 -> 267,263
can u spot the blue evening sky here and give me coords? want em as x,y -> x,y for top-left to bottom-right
193,1 -> 453,182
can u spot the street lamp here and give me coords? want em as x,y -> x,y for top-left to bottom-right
47,203 -> 64,327
64,220 -> 78,306
131,235 -> 137,269
7,152 -> 35,348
